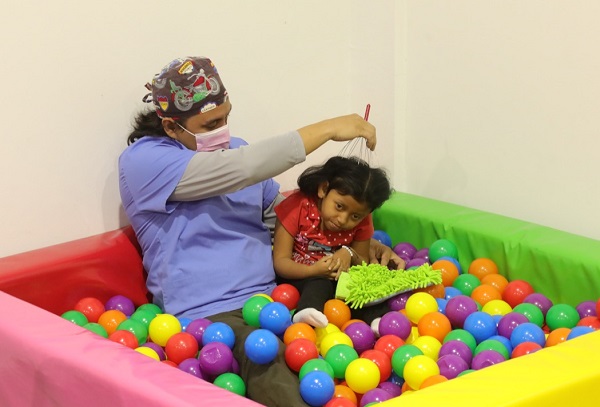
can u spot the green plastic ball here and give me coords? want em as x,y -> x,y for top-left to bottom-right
117,318 -> 148,344
546,303 -> 580,330
474,339 -> 510,360
136,303 -> 163,316
443,329 -> 477,353
428,239 -> 459,263
83,322 -> 108,338
213,372 -> 246,396
513,303 -> 544,327
299,358 -> 335,381
242,295 -> 271,327
62,310 -> 88,327
390,344 -> 423,378
452,274 -> 481,296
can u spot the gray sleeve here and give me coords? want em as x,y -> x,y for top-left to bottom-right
263,193 -> 287,242
170,131 -> 306,201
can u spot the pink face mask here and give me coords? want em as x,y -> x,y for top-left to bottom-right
178,123 -> 231,152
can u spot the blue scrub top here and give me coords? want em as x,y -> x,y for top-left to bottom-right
118,136 -> 279,319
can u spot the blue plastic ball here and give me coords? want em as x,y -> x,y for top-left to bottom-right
463,311 -> 497,344
299,371 -> 335,407
372,230 -> 392,247
510,322 -> 546,348
178,317 -> 192,331
444,286 -> 463,300
566,326 -> 595,341
436,298 -> 448,314
202,321 -> 236,349
488,334 -> 513,354
244,329 -> 280,365
259,301 -> 292,336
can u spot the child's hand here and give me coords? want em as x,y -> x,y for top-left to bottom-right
330,249 -> 352,273
312,257 -> 341,280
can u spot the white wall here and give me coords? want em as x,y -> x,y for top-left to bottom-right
2,1 -> 599,258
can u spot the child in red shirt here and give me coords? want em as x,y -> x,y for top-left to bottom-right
273,156 -> 392,328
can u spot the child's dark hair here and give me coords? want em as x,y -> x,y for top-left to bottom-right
298,156 -> 392,212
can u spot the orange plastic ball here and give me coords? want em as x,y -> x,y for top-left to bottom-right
98,309 -> 128,335
480,274 -> 509,294
332,384 -> 358,404
432,259 -> 460,287
419,374 -> 448,389
468,258 -> 499,281
417,312 -> 452,343
470,284 -> 503,307
414,283 -> 446,299
283,322 -> 317,345
545,327 -> 571,347
324,299 -> 352,329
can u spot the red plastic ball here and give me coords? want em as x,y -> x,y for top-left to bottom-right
577,316 -> 600,330
271,284 -> 301,311
108,329 -> 139,349
374,334 -> 405,359
165,332 -> 200,365
74,297 -> 106,323
360,349 -> 392,382
502,280 -> 535,308
511,341 -> 542,358
324,397 -> 357,407
285,338 -> 319,372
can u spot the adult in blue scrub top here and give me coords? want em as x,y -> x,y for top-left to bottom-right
118,56 -> 400,407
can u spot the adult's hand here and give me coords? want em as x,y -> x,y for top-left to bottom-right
297,114 -> 376,155
369,239 -> 406,270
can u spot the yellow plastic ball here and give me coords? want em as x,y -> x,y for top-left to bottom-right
405,292 -> 438,324
148,314 -> 181,347
315,323 -> 340,350
405,326 -> 420,344
320,331 -> 353,357
134,346 -> 160,361
411,335 -> 442,360
482,299 -> 513,316
253,293 -> 274,302
345,358 -> 380,394
403,354 -> 440,390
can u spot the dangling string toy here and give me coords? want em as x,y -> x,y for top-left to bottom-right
338,103 -> 377,166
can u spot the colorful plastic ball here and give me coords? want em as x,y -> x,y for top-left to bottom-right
452,274 -> 481,297
299,358 -> 335,381
442,329 -> 477,353
315,324 -> 341,350
242,295 -> 272,327
420,374 -> 448,389
199,341 -> 234,376
406,258 -> 428,269
467,258 -> 499,281
566,325 -> 595,340
576,300 -> 598,319
97,309 -> 127,335
325,397 -> 356,407
61,310 -> 88,327
522,293 -> 553,316
482,299 -> 512,316
545,327 -> 571,347
405,326 -> 420,344
344,321 -> 376,354
136,303 -> 163,316
405,292 -> 438,324
259,301 -> 292,336
372,230 -> 392,247
390,344 -> 423,378
393,242 -> 417,261
109,329 -> 139,349
438,339 -> 473,365
379,311 -> 412,340
471,350 -> 505,370
414,283 -> 446,299
359,388 -> 393,406
244,328 -> 279,365
510,322 -> 546,348
511,341 -> 542,358
74,297 -> 105,323
428,239 -> 458,263
444,286 -> 463,300
436,298 -> 448,314
474,339 -> 510,360
577,316 -> 600,330
300,371 -> 336,407
320,331 -> 354,357
130,309 -> 156,330
545,303 -> 580,330
417,312 -> 452,343
438,256 -> 462,273
360,349 -> 392,382
497,312 -> 529,339
324,344 -> 359,379
284,322 -> 317,346
140,342 -> 166,360
117,318 -> 148,345
432,259 -> 460,287
161,360 -> 178,368
165,332 -> 199,365
436,354 -> 469,379
214,372 -> 246,397
374,334 -> 406,359
470,284 -> 502,307
134,346 -> 160,361
403,354 -> 440,390
487,335 -> 513,355
324,299 -> 352,329
178,358 -> 203,379
185,318 -> 212,346
271,284 -> 301,311
414,247 -> 430,262
463,311 -> 497,344
387,292 -> 410,311
502,280 -> 535,308
285,338 -> 319,372
105,295 -> 136,317
148,314 -> 182,347
333,384 -> 358,404
597,298 -> 600,317
83,322 -> 108,338
202,321 -> 236,349
411,335 -> 442,360
513,303 -> 544,327
378,381 -> 402,397
480,274 -> 509,294
345,358 -> 381,394
445,295 -> 479,329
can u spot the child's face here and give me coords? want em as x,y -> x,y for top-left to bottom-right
317,186 -> 371,232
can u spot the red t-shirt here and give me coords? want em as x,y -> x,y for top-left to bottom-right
274,191 -> 373,265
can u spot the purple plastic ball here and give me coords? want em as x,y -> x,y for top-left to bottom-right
198,342 -> 234,376
576,300 -> 598,319
388,292 -> 410,311
179,357 -> 204,379
105,295 -> 136,317
377,381 -> 402,397
185,318 -> 212,346
140,342 -> 166,361
523,293 -> 553,316
438,339 -> 473,365
344,321 -> 376,354
497,312 -> 529,339
445,295 -> 479,329
437,354 -> 469,379
379,311 -> 412,340
471,350 -> 505,370
406,257 -> 428,269
413,248 -> 430,263
360,388 -> 393,407
393,242 -> 417,261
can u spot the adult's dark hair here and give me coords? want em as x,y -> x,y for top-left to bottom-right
297,156 -> 392,212
127,109 -> 168,145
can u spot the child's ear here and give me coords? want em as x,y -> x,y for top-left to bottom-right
317,182 -> 329,199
